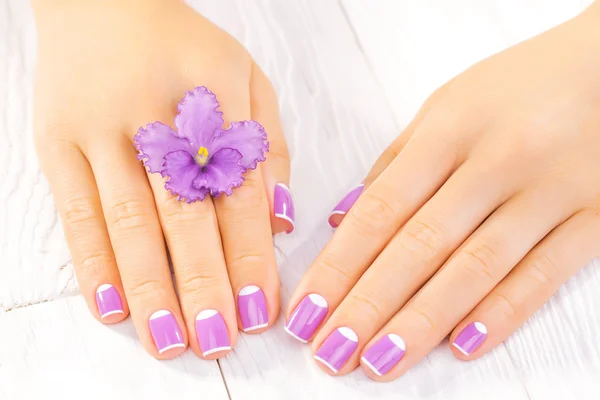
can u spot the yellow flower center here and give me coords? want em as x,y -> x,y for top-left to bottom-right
196,147 -> 209,166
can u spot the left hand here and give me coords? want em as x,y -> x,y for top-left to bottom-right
285,2 -> 600,380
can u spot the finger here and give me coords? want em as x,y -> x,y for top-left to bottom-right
250,62 -> 294,234
286,147 -> 489,348
309,99 -> 468,294
329,79 -> 455,228
89,137 -> 187,359
148,170 -> 236,359
211,87 -> 279,333
360,183 -> 574,381
37,140 -> 128,323
450,209 -> 600,360
306,154 -> 516,374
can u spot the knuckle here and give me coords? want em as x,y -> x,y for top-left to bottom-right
400,218 -> 448,261
227,252 -> 268,276
490,291 -> 520,319
77,251 -> 114,277
126,276 -> 165,300
526,254 -> 560,287
160,199 -> 215,229
315,252 -> 355,285
348,189 -> 400,238
460,242 -> 503,283
346,292 -> 383,320
63,196 -> 100,228
109,198 -> 154,233
268,145 -> 291,165
218,181 -> 266,217
406,302 -> 441,337
176,270 -> 223,294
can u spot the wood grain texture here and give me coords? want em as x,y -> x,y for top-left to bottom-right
1,0 -> 600,399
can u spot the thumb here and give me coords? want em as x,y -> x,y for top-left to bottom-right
328,78 -> 454,228
250,61 -> 294,234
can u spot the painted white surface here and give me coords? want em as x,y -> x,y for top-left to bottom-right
1,0 -> 599,399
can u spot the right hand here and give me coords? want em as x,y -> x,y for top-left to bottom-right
32,0 -> 293,359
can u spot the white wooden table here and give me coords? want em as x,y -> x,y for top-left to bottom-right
2,1 -> 599,399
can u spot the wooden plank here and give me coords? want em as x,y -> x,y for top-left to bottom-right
0,296 -> 230,400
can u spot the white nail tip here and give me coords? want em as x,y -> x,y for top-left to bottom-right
338,327 -> 358,342
239,285 -> 261,296
96,284 -> 114,293
361,356 -> 382,376
387,334 -> 406,351
452,342 -> 470,356
243,322 -> 268,332
284,326 -> 308,343
100,310 -> 124,319
307,293 -> 328,308
474,322 -> 488,334
275,212 -> 295,229
196,309 -> 219,320
157,343 -> 185,354
313,355 -> 338,374
150,310 -> 172,320
202,346 -> 232,356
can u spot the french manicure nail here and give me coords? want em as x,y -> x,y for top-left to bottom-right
361,334 -> 406,376
285,294 -> 328,343
149,310 -> 185,354
237,285 -> 268,332
96,284 -> 124,319
274,183 -> 295,234
328,184 -> 364,228
452,322 -> 487,356
196,309 -> 231,356
314,327 -> 358,374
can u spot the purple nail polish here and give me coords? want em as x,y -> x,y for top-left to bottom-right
237,285 -> 268,332
453,322 -> 487,356
285,294 -> 328,343
274,183 -> 295,234
196,309 -> 231,356
314,327 -> 358,374
148,310 -> 185,354
328,184 -> 364,228
95,284 -> 124,319
361,334 -> 406,376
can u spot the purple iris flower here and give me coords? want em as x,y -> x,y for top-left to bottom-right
134,86 -> 269,202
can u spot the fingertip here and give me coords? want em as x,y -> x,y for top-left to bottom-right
272,182 -> 295,234
155,343 -> 187,360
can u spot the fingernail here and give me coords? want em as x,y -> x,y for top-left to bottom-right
361,334 -> 406,376
314,327 -> 358,374
196,309 -> 231,357
95,284 -> 124,319
452,322 -> 487,356
274,183 -> 295,234
285,293 -> 328,343
149,310 -> 185,354
237,285 -> 268,332
328,184 -> 364,228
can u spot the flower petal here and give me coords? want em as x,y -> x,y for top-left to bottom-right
192,148 -> 246,197
211,120 -> 269,170
161,151 -> 209,203
175,86 -> 224,149
134,122 -> 192,173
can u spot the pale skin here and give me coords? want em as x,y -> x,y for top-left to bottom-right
289,1 -> 600,380
32,0 -> 600,379
32,0 -> 291,360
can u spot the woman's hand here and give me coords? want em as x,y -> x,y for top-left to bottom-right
286,2 -> 600,379
33,0 -> 293,359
